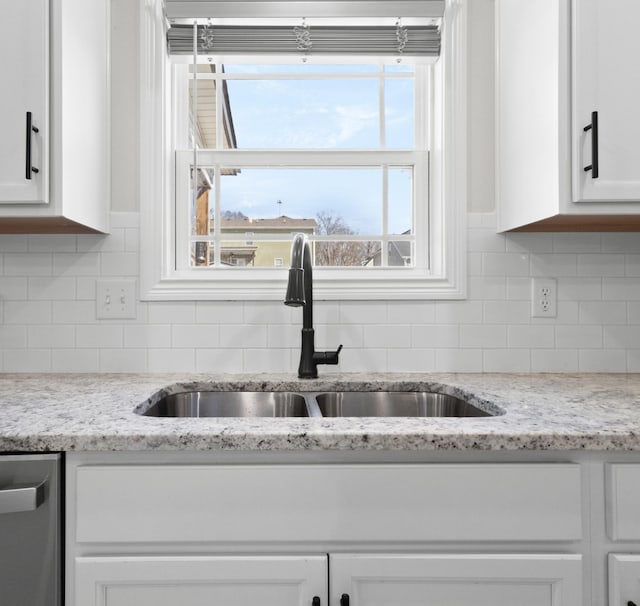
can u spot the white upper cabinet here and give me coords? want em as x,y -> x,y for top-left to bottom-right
0,0 -> 110,234
0,0 -> 49,205
496,0 -> 640,232
572,0 -> 640,203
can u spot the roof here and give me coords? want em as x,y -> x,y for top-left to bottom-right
220,215 -> 318,230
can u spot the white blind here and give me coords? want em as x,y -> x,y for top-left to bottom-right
165,1 -> 444,59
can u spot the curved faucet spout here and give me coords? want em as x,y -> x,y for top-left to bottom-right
284,233 -> 342,378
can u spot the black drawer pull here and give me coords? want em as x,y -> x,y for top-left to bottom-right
583,110 -> 599,178
26,111 -> 40,180
312,597 -> 320,606
340,594 -> 350,606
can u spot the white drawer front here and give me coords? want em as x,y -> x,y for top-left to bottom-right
75,463 -> 582,544
607,464 -> 640,540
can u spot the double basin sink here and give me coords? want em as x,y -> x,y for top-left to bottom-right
140,390 -> 499,418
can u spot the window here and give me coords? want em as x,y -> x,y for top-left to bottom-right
139,0 -> 467,300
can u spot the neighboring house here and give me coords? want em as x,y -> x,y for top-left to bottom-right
364,231 -> 413,267
217,215 -> 317,267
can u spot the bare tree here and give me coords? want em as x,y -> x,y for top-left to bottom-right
314,211 -> 377,267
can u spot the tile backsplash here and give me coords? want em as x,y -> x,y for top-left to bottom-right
1,211 -> 640,373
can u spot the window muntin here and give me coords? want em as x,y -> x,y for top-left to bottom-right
174,61 -> 429,271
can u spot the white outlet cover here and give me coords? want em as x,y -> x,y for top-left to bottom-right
96,279 -> 137,319
531,277 -> 557,318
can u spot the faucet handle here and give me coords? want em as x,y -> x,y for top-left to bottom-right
314,344 -> 343,366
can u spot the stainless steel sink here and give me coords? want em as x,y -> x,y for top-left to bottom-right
315,391 -> 493,417
142,391 -> 310,417
138,389 -> 497,418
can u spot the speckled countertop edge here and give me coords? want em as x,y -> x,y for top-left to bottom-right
0,372 -> 639,452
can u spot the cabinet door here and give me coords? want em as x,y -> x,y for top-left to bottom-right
609,554 -> 640,606
0,0 -> 49,204
75,555 -> 327,606
331,554 -> 582,606
573,0 -> 640,202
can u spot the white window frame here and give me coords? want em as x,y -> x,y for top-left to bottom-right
139,0 -> 467,301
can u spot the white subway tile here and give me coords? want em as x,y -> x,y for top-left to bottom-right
28,235 -> 77,253
530,254 -> 577,277
148,349 -> 196,373
28,277 -> 76,300
268,323 -> 300,348
147,302 -> 196,324
468,229 -> 505,253
579,349 -> 626,372
52,349 -> 99,372
483,300 -> 530,324
579,301 -> 627,325
508,325 -> 554,349
483,349 -> 530,372
506,277 -> 531,301
219,324 -> 267,348
124,325 -> 171,348
0,277 -> 28,300
389,301 -> 436,324
469,276 -> 506,300
411,324 -> 459,348
101,252 -> 139,276
531,349 -> 579,372
460,325 -> 506,348
243,348 -> 291,373
76,325 -> 124,348
5,301 -> 52,324
52,301 -> 96,324
77,230 -> 125,253
435,300 -> 483,324
628,302 -> 640,324
434,349 -> 483,372
577,254 -> 625,276
53,253 -> 100,277
338,348 -> 387,373
553,233 -> 601,253
0,235 -> 28,253
339,301 -> 387,324
0,326 -> 27,349
99,349 -> 148,373
604,325 -> 640,349
28,325 -> 75,349
310,325 -> 344,349
603,277 -> 640,301
626,350 -> 640,372
4,349 -> 51,372
558,277 -> 602,301
602,233 -> 640,253
196,301 -> 243,324
196,348 -> 244,373
5,253 -> 52,276
482,252 -> 529,276
172,324 -> 219,348
505,233 -> 553,253
387,348 -> 435,372
363,325 -> 411,348
556,325 -> 602,349
313,302 -> 341,324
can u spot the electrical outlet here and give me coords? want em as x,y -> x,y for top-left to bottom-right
96,279 -> 137,319
531,278 -> 557,318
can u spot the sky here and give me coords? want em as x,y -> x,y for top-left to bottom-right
213,63 -> 415,236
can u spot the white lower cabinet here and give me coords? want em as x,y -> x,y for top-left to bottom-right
74,553 -> 583,606
67,458 -> 586,606
331,554 -> 582,606
609,554 -> 640,606
75,555 -> 327,606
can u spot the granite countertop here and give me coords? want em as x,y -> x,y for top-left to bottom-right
0,372 -> 639,452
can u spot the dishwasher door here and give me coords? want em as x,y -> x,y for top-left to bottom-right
0,453 -> 61,606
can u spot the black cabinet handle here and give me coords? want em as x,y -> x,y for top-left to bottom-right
583,110 -> 599,178
627,601 -> 637,606
25,111 -> 40,180
340,594 -> 350,606
312,597 -> 320,606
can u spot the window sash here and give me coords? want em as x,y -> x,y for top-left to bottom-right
174,149 -> 429,272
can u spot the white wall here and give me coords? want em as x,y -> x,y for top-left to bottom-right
1,0 -> 640,373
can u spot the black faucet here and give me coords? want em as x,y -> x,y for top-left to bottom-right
284,233 -> 343,379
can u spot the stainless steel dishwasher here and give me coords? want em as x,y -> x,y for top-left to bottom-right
0,453 -> 61,606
